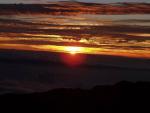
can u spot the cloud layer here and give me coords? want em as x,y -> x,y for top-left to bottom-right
0,0 -> 150,4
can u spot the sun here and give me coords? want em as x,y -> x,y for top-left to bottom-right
61,46 -> 85,66
65,46 -> 82,55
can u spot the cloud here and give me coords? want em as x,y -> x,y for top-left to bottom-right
0,0 -> 149,4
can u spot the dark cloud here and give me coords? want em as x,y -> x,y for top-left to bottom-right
0,0 -> 149,3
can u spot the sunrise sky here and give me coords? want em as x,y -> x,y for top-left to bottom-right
0,0 -> 149,3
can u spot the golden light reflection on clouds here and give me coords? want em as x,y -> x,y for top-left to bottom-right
0,43 -> 150,59
128,33 -> 150,37
0,15 -> 150,60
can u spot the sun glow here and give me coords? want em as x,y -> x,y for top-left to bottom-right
64,46 -> 83,55
61,46 -> 85,66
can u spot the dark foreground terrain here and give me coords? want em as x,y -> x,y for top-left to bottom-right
0,50 -> 150,113
0,81 -> 150,113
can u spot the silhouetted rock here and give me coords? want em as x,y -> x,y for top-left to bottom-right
0,81 -> 150,113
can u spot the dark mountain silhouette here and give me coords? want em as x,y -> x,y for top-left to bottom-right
0,81 -> 150,113
0,2 -> 150,15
